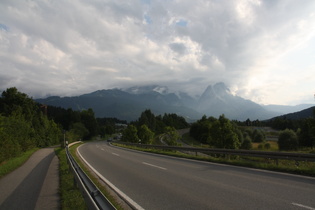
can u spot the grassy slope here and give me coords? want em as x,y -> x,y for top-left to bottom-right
0,148 -> 39,178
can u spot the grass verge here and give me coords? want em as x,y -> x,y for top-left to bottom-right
69,143 -> 124,210
113,143 -> 315,177
0,148 -> 39,178
55,147 -> 87,210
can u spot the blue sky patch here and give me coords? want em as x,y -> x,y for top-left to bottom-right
176,19 -> 188,27
0,23 -> 9,31
144,14 -> 152,24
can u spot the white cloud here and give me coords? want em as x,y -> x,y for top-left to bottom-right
0,0 -> 315,105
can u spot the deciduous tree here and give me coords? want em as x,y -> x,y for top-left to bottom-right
122,125 -> 139,143
138,124 -> 154,144
278,129 -> 298,151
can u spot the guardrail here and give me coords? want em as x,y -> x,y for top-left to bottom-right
66,144 -> 116,210
115,142 -> 315,163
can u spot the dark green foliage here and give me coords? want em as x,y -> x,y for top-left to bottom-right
80,109 -> 99,139
269,117 -> 296,130
264,143 -> 271,150
209,115 -> 241,149
240,137 -> 252,150
298,118 -> 315,148
68,122 -> 89,141
190,115 -> 241,149
99,124 -> 115,136
252,129 -> 265,143
162,126 -> 180,146
136,109 -> 189,134
122,125 -> 139,143
119,109 -> 190,145
0,87 -> 37,120
190,115 -> 212,144
138,124 -> 154,144
0,87 -> 61,163
154,115 -> 166,135
234,127 -> 244,143
138,109 -> 156,132
129,109 -> 189,144
97,117 -> 127,136
162,113 -> 189,129
47,107 -> 81,130
263,109 -> 315,149
278,129 -> 299,151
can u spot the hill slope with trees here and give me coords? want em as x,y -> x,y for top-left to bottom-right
0,87 -> 61,162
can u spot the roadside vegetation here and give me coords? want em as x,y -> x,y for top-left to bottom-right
116,109 -> 315,177
0,147 -> 38,178
68,143 -> 124,210
55,146 -> 87,210
0,88 -> 61,164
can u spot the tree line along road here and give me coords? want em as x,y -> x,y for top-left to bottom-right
78,141 -> 315,210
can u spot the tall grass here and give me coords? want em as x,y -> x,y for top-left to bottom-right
55,147 -> 87,210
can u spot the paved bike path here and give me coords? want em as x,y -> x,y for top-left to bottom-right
0,147 -> 60,210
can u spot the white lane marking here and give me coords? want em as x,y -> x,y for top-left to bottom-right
112,152 -> 120,156
77,145 -> 145,210
101,148 -> 105,151
142,162 -> 167,170
292,203 -> 315,210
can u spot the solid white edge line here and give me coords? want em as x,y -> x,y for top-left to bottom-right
292,203 -> 315,210
142,162 -> 167,170
77,145 -> 145,210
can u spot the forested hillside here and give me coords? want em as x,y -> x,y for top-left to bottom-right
0,87 -> 61,162
0,87 -> 126,163
0,87 -> 192,163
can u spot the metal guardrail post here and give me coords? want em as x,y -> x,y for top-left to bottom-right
66,145 -> 116,210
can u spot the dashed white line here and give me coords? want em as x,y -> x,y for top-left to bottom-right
142,162 -> 167,170
112,152 -> 120,156
292,203 -> 315,210
77,145 -> 144,210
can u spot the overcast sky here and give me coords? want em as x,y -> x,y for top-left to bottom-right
1,0 -> 315,105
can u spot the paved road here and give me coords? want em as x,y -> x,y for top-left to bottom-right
78,141 -> 315,210
0,147 -> 60,210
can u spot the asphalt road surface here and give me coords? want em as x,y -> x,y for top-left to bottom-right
0,147 -> 59,210
78,141 -> 315,210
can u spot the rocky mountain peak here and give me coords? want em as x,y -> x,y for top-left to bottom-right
199,82 -> 230,101
213,82 -> 230,95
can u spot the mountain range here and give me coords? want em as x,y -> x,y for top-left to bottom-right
36,82 -> 314,122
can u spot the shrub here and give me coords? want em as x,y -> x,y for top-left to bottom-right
264,143 -> 271,150
278,129 -> 298,151
240,137 -> 252,150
